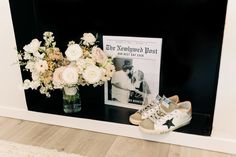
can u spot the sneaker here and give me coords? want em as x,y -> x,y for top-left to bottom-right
129,95 -> 179,125
139,101 -> 192,134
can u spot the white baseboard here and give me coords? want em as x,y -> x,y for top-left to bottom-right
0,106 -> 235,155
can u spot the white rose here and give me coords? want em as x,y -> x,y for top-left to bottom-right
34,60 -> 48,73
61,67 -> 78,85
23,39 -> 41,53
65,44 -> 83,61
83,65 -> 102,84
63,86 -> 77,95
81,33 -> 96,46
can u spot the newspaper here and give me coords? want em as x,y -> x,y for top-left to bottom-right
103,35 -> 162,109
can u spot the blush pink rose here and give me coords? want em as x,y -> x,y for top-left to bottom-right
91,47 -> 108,64
52,67 -> 66,88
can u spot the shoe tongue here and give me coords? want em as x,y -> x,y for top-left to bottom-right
160,95 -> 177,113
154,95 -> 162,103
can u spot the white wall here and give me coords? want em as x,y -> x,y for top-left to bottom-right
0,0 -> 236,154
212,0 -> 236,139
0,0 -> 27,110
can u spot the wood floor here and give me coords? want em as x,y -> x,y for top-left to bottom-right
0,116 -> 235,157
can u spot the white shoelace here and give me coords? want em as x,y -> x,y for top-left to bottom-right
137,97 -> 161,117
137,95 -> 175,120
148,106 -> 167,122
138,101 -> 156,113
149,109 -> 182,124
141,105 -> 159,118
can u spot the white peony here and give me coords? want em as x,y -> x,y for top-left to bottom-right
34,60 -> 48,73
83,65 -> 102,84
81,33 -> 96,46
61,67 -> 78,85
65,44 -> 83,61
23,39 -> 41,53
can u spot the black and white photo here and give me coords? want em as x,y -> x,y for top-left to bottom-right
103,36 -> 162,109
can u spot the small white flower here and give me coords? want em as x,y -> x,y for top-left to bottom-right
43,31 -> 53,37
18,54 -> 22,60
61,67 -> 78,85
75,59 -> 85,74
39,46 -> 46,51
65,44 -> 83,61
76,58 -> 95,73
34,60 -> 48,73
39,86 -> 47,94
83,65 -> 102,84
23,39 -> 41,53
45,92 -> 51,97
33,51 -> 45,59
25,61 -> 35,72
23,52 -> 32,60
67,40 -> 75,46
31,72 -> 40,81
81,33 -> 96,46
30,80 -> 40,89
23,79 -> 31,89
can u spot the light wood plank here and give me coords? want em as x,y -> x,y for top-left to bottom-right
3,120 -> 57,145
168,144 -> 232,157
0,116 -> 116,157
0,116 -> 235,157
69,130 -> 117,157
0,117 -> 24,140
40,127 -> 116,157
105,136 -> 170,157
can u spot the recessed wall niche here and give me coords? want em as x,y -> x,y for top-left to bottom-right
9,0 -> 228,136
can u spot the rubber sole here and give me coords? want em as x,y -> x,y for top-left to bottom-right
139,117 -> 192,134
129,117 -> 142,125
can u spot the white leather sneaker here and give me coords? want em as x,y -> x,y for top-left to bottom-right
129,95 -> 179,125
139,101 -> 192,134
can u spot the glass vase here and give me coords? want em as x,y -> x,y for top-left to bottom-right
62,86 -> 81,113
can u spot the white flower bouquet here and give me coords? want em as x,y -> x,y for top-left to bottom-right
18,32 -> 115,97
